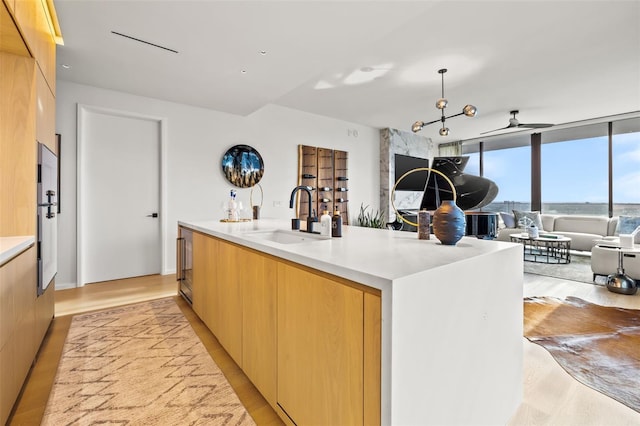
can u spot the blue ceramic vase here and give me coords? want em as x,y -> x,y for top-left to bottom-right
433,200 -> 466,245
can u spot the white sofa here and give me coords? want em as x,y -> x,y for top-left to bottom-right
497,214 -> 618,252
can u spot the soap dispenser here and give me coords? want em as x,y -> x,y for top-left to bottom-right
320,210 -> 332,237
332,208 -> 342,237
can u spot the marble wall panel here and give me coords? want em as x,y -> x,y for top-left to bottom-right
380,128 -> 435,224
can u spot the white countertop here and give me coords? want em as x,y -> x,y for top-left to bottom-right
0,236 -> 35,266
179,218 -> 518,290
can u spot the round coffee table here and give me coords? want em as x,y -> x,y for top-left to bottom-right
510,233 -> 572,264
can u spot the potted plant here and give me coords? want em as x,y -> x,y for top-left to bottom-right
355,204 -> 386,229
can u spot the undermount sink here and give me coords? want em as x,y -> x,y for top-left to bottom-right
243,229 -> 330,244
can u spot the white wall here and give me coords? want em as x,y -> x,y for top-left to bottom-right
56,80 -> 380,288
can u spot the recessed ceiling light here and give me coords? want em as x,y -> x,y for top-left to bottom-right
241,70 -> 247,74
61,64 -> 71,69
259,50 -> 267,55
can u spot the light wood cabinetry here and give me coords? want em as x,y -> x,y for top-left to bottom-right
187,229 -> 381,425
277,262 -> 364,426
1,1 -> 59,421
14,0 -> 57,91
364,292 -> 382,426
1,1 -> 28,56
35,280 -> 54,344
192,231 -> 212,325
0,51 -> 36,237
190,233 -> 278,405
36,67 -> 55,150
214,240 -> 243,366
0,246 -> 37,425
241,247 -> 277,406
192,232 -> 244,367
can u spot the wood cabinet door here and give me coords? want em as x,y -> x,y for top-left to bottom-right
1,3 -> 30,56
192,231 -> 216,330
0,52 -> 36,237
215,240 -> 243,367
277,262 -> 364,426
241,248 -> 277,406
364,292 -> 381,426
35,68 -> 55,150
14,0 -> 56,90
0,246 -> 37,426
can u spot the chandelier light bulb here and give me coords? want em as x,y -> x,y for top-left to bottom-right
463,104 -> 478,117
412,121 -> 425,133
439,127 -> 450,136
436,98 -> 448,110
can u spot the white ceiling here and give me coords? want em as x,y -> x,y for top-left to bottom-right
54,0 -> 640,143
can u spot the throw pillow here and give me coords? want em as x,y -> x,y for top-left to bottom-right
500,212 -> 516,228
513,210 -> 544,230
617,216 -> 640,236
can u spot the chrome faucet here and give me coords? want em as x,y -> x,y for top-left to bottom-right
289,185 -> 317,232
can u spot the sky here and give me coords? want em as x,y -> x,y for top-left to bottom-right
465,132 -> 639,204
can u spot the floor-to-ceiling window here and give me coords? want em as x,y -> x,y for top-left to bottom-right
462,136 -> 531,213
464,151 -> 480,176
613,118 -> 640,216
461,114 -> 640,217
541,124 -> 608,215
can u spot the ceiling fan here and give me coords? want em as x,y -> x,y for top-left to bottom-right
481,110 -> 554,135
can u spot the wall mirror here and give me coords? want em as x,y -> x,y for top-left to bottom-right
221,144 -> 264,188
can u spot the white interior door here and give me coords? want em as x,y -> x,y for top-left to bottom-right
79,107 -> 162,285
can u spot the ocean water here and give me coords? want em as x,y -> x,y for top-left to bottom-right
482,202 -> 640,217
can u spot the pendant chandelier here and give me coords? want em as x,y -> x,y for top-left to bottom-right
411,68 -> 477,136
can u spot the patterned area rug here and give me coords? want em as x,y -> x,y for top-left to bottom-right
524,253 -> 594,284
524,296 -> 640,413
42,298 -> 255,425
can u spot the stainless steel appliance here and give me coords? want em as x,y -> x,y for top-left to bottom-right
176,226 -> 193,304
37,143 -> 58,296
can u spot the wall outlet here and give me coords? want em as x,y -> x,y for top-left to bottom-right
273,201 -> 283,208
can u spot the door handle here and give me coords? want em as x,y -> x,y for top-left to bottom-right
147,213 -> 159,218
176,237 -> 184,282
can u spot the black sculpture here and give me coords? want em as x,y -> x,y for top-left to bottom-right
419,156 -> 498,211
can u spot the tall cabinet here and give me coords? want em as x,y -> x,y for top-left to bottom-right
0,0 -> 61,423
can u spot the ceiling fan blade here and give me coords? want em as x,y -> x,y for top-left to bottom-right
482,110 -> 554,135
480,125 -> 511,135
518,123 -> 554,129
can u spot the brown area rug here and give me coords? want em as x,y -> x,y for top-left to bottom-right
524,296 -> 640,413
42,298 -> 255,425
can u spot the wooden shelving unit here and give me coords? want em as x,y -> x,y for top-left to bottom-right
297,145 -> 349,225
333,150 -> 349,224
298,145 -> 317,220
317,148 -> 334,215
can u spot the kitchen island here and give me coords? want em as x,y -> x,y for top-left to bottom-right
178,218 -> 523,425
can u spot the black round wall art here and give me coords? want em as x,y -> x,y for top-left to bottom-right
221,144 -> 264,188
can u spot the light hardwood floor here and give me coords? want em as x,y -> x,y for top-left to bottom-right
8,273 -> 640,425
